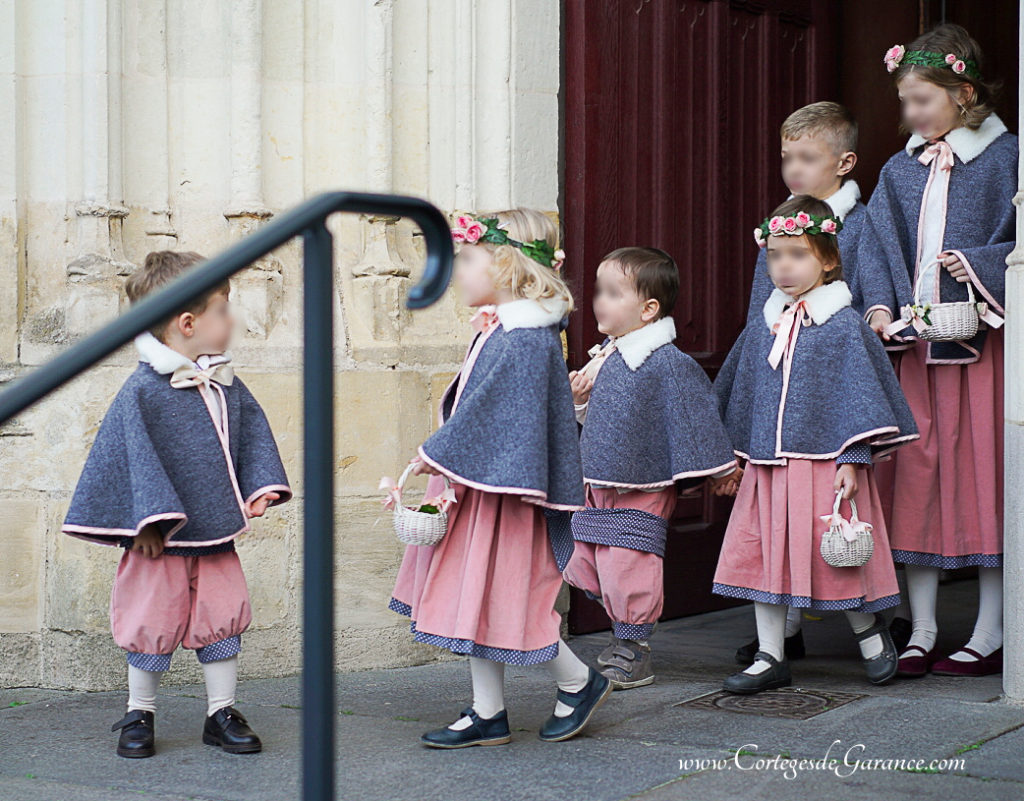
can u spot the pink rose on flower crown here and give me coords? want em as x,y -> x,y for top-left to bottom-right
945,53 -> 958,65
463,221 -> 487,243
768,216 -> 785,234
451,229 -> 467,244
821,218 -> 837,234
782,217 -> 799,233
884,44 -> 905,72
952,60 -> 967,74
455,215 -> 474,230
794,211 -> 812,228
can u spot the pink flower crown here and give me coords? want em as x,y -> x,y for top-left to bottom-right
754,211 -> 843,248
883,44 -> 981,79
450,214 -> 565,271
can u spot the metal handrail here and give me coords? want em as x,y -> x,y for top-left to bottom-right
0,191 -> 455,801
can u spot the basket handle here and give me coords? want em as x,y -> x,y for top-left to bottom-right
913,260 -> 976,306
397,460 -> 454,510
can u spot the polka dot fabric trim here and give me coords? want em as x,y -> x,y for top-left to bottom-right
126,651 -> 172,672
835,443 -> 873,464
571,508 -> 668,557
388,597 -> 558,664
891,549 -> 1003,569
711,583 -> 901,613
613,622 -> 655,640
543,508 -> 576,571
196,635 -> 242,664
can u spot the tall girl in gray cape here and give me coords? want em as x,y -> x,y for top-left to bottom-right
387,209 -> 612,749
856,25 -> 1016,679
713,197 -> 918,695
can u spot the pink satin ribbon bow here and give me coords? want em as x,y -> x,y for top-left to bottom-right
820,510 -> 873,543
918,139 -> 955,171
378,475 -> 457,511
767,300 -> 810,370
470,305 -> 500,334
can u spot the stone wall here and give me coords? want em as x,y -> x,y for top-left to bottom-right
0,0 -> 560,690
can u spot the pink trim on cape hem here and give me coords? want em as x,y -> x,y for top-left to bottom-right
583,459 -> 738,490
244,484 -> 293,507
416,447 -> 584,512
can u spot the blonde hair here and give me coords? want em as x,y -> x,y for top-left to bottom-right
477,208 -> 574,313
893,24 -> 999,131
780,101 -> 858,154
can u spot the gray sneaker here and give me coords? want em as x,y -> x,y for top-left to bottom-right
598,639 -> 654,689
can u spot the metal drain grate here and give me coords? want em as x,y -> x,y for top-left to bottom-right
675,688 -> 867,720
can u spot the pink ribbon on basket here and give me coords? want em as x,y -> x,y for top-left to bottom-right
378,475 -> 457,511
767,300 -> 809,370
820,510 -> 857,543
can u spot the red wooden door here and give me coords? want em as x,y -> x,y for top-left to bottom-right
561,0 -> 841,633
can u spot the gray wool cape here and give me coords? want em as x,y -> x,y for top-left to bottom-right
746,180 -> 868,324
572,317 -> 735,558
62,364 -> 291,548
417,302 -> 585,570
716,281 -> 919,464
852,115 -> 1017,364
579,329 -> 736,488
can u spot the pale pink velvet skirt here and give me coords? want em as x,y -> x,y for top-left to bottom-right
876,332 -> 1003,568
389,479 -> 563,664
713,460 -> 899,612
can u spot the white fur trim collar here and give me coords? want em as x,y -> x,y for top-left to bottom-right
763,281 -> 852,330
496,298 -> 567,330
612,316 -> 676,371
135,332 -> 231,375
905,114 -> 1008,163
823,180 -> 861,221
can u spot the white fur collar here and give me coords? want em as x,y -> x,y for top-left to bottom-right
905,114 -> 1008,163
823,180 -> 861,221
763,281 -> 852,330
613,316 -> 676,371
496,298 -> 567,330
786,180 -> 861,222
135,332 -> 231,375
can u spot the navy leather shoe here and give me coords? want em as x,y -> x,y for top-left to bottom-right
723,651 -> 792,695
112,710 -> 155,759
539,668 -> 612,742
202,706 -> 262,754
421,707 -> 511,749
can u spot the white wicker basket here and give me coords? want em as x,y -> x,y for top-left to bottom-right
389,462 -> 452,547
820,491 -> 874,568
900,262 -> 986,343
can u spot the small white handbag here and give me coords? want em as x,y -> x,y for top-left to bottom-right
819,490 -> 874,568
899,261 -> 986,343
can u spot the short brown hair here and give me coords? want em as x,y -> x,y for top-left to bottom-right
765,196 -> 843,283
601,247 -> 679,319
780,101 -> 858,154
892,24 -> 999,131
125,251 -> 229,340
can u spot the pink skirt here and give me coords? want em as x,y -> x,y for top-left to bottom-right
713,460 -> 899,612
388,482 -> 563,664
876,332 -> 1003,568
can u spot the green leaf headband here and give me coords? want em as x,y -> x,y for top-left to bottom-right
754,211 -> 843,248
883,44 -> 981,79
451,214 -> 565,271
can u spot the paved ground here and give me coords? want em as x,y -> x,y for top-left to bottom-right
2,576 -> 1023,801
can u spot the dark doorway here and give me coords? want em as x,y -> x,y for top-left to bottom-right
560,0 -> 1019,634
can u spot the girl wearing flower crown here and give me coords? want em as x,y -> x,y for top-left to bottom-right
387,208 -> 612,747
713,195 -> 918,694
856,24 -> 1017,678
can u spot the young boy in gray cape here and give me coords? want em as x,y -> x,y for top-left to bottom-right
62,251 -> 291,759
564,247 -> 740,689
